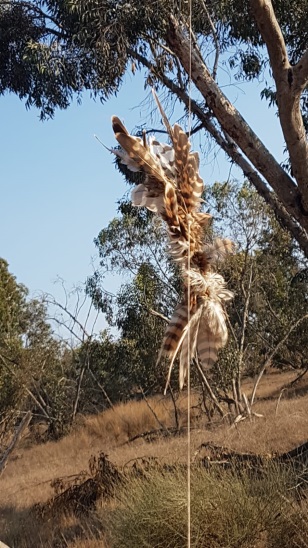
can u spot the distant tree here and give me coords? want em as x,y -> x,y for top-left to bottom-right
87,180 -> 307,420
207,182 -> 308,409
0,258 -> 27,352
1,0 -> 307,253
0,259 -> 28,427
0,260 -> 75,438
86,210 -> 179,396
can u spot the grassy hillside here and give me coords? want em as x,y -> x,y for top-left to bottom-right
1,369 -> 308,547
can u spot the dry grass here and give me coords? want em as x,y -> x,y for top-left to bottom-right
0,507 -> 108,548
0,369 -> 308,547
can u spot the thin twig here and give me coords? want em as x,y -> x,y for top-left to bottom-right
250,313 -> 308,406
200,0 -> 220,80
194,359 -> 224,417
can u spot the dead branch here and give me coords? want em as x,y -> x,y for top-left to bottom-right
0,412 -> 32,477
139,387 -> 170,434
194,359 -> 225,417
87,367 -> 114,409
250,313 -> 308,406
123,427 -> 179,445
236,262 -> 254,401
148,308 -> 170,323
0,354 -> 52,421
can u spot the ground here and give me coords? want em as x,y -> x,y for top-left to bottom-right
1,368 -> 308,547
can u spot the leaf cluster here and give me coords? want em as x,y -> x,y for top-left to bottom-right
1,0 -> 307,118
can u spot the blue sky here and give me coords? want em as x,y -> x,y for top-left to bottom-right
0,68 -> 285,334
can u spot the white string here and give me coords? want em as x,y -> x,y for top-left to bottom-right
187,1 -> 193,547
187,219 -> 191,548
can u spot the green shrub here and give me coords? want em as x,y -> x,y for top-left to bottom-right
103,463 -> 308,548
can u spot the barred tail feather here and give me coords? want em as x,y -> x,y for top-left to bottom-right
197,308 -> 228,372
163,182 -> 180,228
112,117 -> 167,184
112,116 -> 129,136
158,303 -> 188,365
197,327 -> 222,372
179,306 -> 203,389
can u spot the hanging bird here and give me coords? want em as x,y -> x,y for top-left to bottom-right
111,90 -> 234,390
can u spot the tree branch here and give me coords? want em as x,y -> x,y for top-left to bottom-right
4,0 -> 64,33
294,49 -> 308,93
200,0 -> 220,80
250,0 -> 308,209
128,47 -> 308,257
0,353 -> 52,420
166,16 -> 308,229
148,308 -> 170,323
250,313 -> 308,406
0,411 -> 32,477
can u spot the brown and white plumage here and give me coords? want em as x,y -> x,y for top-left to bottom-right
111,92 -> 234,389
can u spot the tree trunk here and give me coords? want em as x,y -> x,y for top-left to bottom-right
163,15 -> 308,255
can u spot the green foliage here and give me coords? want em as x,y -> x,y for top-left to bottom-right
1,176 -> 307,436
86,179 -> 307,407
0,258 -> 28,351
103,463 -> 307,548
0,259 -> 28,423
208,182 -> 307,381
86,264 -> 176,399
1,0 -> 307,119
86,205 -> 184,396
0,260 -> 76,438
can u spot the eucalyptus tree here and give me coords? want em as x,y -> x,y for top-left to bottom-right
1,0 -> 307,253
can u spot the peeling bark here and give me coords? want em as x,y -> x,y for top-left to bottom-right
165,16 -> 308,242
250,0 -> 308,212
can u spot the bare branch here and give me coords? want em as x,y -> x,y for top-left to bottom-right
88,367 -> 114,409
148,308 -> 170,323
0,412 -> 32,477
139,387 -> 170,434
0,354 -> 52,420
200,0 -> 220,80
44,294 -> 90,340
250,313 -> 308,406
193,359 -> 225,417
236,262 -> 254,401
250,0 -> 289,76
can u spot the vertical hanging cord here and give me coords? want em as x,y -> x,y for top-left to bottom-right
187,1 -> 192,547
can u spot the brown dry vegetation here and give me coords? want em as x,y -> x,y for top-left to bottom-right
1,369 -> 308,547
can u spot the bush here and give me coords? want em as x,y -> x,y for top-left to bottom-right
103,463 -> 308,548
